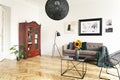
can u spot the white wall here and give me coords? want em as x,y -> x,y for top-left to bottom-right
0,4 -> 11,60
39,0 -> 120,56
0,0 -> 120,58
0,0 -> 40,59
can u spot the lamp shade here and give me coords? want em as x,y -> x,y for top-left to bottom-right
56,31 -> 60,36
45,0 -> 69,20
67,24 -> 71,31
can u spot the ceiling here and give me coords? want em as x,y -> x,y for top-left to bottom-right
17,0 -> 45,6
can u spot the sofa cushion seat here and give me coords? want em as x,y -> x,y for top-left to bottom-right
79,50 -> 97,56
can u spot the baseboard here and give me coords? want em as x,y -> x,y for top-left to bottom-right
0,57 -> 4,61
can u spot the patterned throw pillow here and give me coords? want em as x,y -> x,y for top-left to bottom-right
67,42 -> 73,50
81,42 -> 87,50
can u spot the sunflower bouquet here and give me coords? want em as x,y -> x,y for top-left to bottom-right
74,40 -> 82,50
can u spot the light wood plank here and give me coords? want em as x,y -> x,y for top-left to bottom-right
0,56 -> 119,80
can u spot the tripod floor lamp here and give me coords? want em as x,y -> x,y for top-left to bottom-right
52,31 -> 62,58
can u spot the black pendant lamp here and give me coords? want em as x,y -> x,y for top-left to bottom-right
45,0 -> 69,20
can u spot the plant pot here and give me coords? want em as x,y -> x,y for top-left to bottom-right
16,56 -> 20,61
23,54 -> 27,59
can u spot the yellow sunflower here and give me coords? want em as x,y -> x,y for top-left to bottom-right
74,40 -> 82,50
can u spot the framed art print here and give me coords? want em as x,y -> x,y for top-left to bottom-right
78,18 -> 102,36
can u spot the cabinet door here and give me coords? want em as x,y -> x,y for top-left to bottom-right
34,27 -> 40,50
27,26 -> 40,57
27,27 -> 34,51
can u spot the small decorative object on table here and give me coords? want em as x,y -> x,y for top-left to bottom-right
73,39 -> 82,60
73,39 -> 82,50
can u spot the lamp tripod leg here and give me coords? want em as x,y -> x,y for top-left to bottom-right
52,43 -> 62,58
55,44 -> 62,58
52,43 -> 55,57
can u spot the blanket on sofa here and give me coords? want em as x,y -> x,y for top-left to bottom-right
97,46 -> 112,67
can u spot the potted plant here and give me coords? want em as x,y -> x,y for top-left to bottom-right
10,44 -> 29,61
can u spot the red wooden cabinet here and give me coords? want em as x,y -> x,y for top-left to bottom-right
19,21 -> 41,57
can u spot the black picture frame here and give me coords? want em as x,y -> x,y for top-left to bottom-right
78,18 -> 102,36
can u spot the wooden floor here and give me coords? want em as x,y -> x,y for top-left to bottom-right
0,56 -> 119,80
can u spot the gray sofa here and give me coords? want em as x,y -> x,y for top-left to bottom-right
62,42 -> 103,60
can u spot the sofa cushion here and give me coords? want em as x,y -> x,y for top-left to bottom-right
86,43 -> 103,51
79,50 -> 97,56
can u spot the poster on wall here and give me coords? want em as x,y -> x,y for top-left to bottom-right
105,19 -> 113,33
78,18 -> 102,36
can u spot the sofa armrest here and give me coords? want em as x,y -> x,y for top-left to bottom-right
62,44 -> 68,50
62,44 -> 68,55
